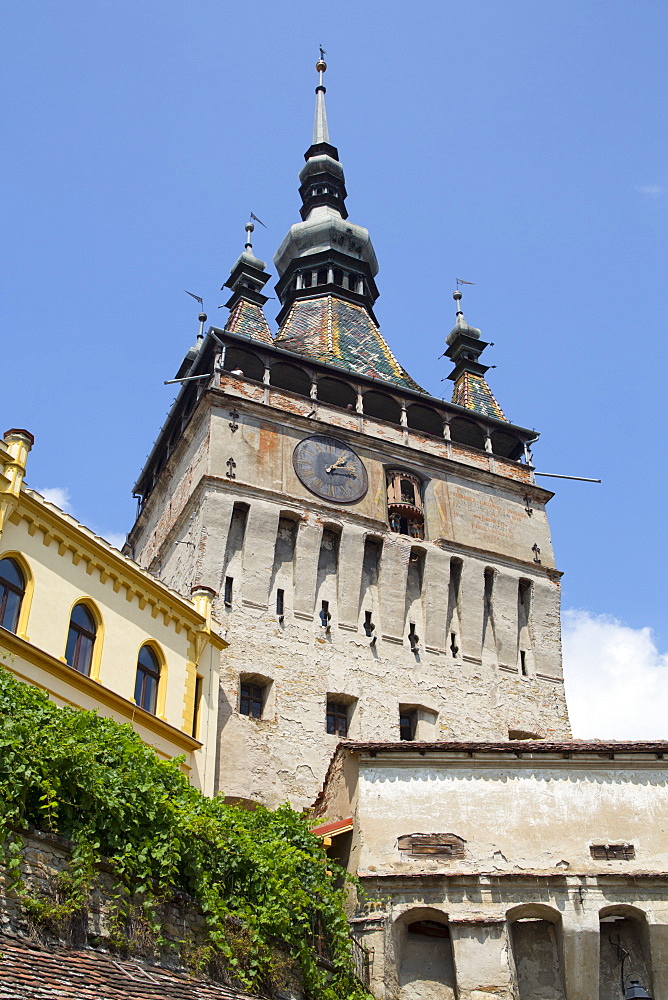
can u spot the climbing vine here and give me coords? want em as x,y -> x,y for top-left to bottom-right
0,666 -> 369,999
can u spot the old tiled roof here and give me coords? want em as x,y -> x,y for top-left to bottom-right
343,740 -> 668,754
451,371 -> 506,420
0,935 -> 263,1000
274,295 -> 425,392
224,299 -> 273,346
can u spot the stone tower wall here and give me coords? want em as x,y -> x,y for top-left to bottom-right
128,372 -> 569,808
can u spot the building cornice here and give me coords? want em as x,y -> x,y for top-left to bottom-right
9,492 -> 226,650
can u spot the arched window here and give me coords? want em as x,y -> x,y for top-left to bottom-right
0,558 -> 25,633
363,391 -> 402,424
269,363 -> 312,396
65,604 -> 97,676
406,404 -> 443,437
223,347 -> 265,382
134,645 -> 161,714
450,417 -> 487,451
316,377 -> 357,409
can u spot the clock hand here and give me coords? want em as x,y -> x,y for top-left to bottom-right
325,454 -> 348,473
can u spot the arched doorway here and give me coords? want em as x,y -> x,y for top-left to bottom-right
508,906 -> 565,1000
396,912 -> 456,1000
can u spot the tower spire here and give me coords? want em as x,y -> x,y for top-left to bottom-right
313,53 -> 330,144
270,58 -> 423,392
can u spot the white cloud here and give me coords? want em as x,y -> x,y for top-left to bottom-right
39,487 -> 74,513
562,609 -> 668,740
98,530 -> 127,551
636,184 -> 663,197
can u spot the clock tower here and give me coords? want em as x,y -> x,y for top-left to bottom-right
126,60 -> 570,808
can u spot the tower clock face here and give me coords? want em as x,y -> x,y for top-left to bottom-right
293,434 -> 368,503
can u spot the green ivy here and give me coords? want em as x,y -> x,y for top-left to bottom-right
0,666 -> 369,1000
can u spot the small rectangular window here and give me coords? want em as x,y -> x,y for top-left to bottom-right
590,844 -> 635,860
224,576 -> 233,607
400,711 -> 416,741
326,700 -> 349,737
240,682 -> 264,719
520,649 -> 527,675
276,588 -> 285,617
192,675 -> 203,737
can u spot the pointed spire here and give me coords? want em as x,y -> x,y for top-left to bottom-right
445,289 -> 507,420
313,55 -> 330,144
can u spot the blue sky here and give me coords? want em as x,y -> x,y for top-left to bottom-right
2,1 -> 667,728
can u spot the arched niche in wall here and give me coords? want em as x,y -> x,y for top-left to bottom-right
449,416 -> 487,452
363,390 -> 402,425
393,908 -> 457,1000
269,362 -> 312,397
599,906 -> 653,1000
491,428 -> 524,460
224,346 -> 265,382
406,404 -> 442,437
317,377 -> 357,410
508,905 -> 565,1000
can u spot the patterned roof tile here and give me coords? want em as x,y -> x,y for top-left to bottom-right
451,372 -> 506,420
275,295 -> 425,393
224,300 -> 273,346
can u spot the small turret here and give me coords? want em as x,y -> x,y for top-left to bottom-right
445,289 -> 507,420
221,221 -> 273,345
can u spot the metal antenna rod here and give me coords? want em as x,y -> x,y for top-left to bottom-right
534,473 -> 601,483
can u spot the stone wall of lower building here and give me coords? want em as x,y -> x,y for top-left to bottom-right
0,828 -> 208,960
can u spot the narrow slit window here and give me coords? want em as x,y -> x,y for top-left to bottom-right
450,632 -> 459,657
276,588 -> 285,618
408,622 -> 419,651
224,576 -> 233,607
520,649 -> 527,675
192,675 -> 203,737
400,710 -> 416,741
363,610 -> 375,636
320,600 -> 331,627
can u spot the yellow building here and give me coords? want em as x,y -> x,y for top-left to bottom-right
0,428 -> 226,795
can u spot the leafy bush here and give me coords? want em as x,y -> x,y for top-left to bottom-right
0,666 -> 368,999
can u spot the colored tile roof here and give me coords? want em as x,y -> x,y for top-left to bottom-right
274,295 -> 425,392
224,300 -> 273,346
0,934 -> 263,1000
451,371 -> 506,420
